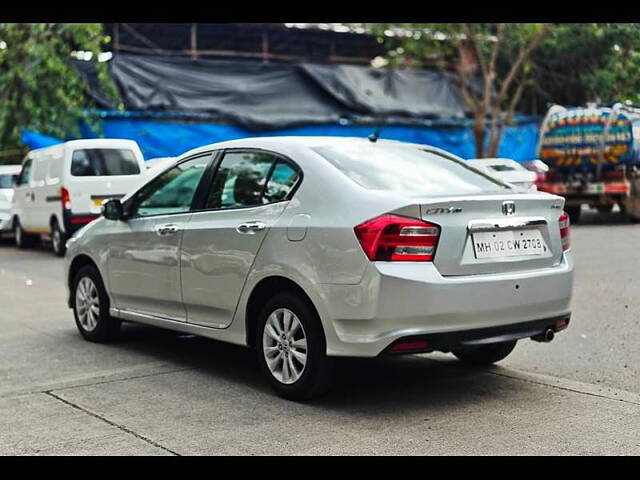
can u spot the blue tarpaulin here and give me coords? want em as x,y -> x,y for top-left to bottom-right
22,116 -> 541,162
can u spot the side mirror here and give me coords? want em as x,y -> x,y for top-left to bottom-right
101,199 -> 124,221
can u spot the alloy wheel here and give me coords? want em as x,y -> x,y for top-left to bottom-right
75,277 -> 100,332
262,308 -> 308,384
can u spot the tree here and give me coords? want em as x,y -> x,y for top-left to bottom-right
0,23 -> 118,164
524,23 -> 640,112
368,23 -> 551,158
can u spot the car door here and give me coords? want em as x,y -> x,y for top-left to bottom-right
106,153 -> 213,320
13,156 -> 35,230
180,149 -> 302,328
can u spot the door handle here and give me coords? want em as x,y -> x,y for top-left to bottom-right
236,221 -> 267,235
154,224 -> 181,236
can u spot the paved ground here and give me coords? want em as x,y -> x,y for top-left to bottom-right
0,207 -> 639,455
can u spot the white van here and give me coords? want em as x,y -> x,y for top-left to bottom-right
12,139 -> 146,256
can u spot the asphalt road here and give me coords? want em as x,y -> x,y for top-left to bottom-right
1,208 -> 639,455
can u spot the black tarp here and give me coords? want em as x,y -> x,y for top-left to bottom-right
77,54 -> 474,129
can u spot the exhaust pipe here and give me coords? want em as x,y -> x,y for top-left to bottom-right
531,328 -> 555,343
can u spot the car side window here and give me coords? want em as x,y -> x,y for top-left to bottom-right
264,161 -> 300,203
16,158 -> 33,187
129,155 -> 210,218
205,151 -> 276,209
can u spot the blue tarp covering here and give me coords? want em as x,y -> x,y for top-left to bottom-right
22,116 -> 541,162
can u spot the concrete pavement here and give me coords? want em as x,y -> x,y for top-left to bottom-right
0,209 -> 638,455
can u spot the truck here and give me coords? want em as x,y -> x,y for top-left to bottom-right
535,102 -> 640,223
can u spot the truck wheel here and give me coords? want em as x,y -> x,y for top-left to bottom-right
565,206 -> 581,224
452,340 -> 517,366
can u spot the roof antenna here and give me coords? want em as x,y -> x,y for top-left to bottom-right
368,127 -> 381,143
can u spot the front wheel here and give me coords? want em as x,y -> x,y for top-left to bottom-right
452,340 -> 517,366
256,292 -> 331,401
72,265 -> 121,342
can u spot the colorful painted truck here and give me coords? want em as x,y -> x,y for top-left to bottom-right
536,103 -> 640,222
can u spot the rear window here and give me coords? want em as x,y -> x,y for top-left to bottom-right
0,174 -> 18,188
312,143 -> 509,195
70,149 -> 140,177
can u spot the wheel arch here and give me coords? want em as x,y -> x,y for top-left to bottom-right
244,275 -> 325,349
67,254 -> 100,305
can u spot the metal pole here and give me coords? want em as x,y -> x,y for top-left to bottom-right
191,23 -> 198,59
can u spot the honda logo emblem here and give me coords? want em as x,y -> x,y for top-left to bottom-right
502,201 -> 516,216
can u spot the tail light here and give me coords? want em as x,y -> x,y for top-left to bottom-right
559,211 -> 570,251
354,214 -> 440,261
61,187 -> 71,211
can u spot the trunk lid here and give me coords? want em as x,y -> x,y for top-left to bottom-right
412,192 -> 565,276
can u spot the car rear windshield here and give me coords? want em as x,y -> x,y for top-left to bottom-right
312,143 -> 510,195
0,174 -> 18,188
70,149 -> 140,177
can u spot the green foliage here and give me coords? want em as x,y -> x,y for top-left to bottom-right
526,23 -> 640,111
0,23 -> 119,164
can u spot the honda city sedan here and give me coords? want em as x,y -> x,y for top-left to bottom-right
65,137 -> 574,400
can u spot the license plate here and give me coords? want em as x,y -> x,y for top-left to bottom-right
472,229 -> 547,259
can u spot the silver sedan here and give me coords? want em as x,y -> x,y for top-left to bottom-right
65,137 -> 574,400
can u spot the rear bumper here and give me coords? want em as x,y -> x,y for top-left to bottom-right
319,252 -> 574,357
382,314 -> 570,355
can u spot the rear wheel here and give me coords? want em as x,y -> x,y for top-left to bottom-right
51,219 -> 67,257
256,292 -> 331,401
564,205 -> 581,224
14,218 -> 37,249
72,265 -> 121,342
452,340 -> 517,366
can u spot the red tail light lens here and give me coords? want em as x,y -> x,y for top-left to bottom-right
559,211 -> 570,251
354,214 -> 440,261
61,187 -> 71,211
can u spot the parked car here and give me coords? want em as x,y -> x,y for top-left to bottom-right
12,139 -> 146,256
0,165 -> 22,236
468,158 -> 538,192
65,137 -> 574,400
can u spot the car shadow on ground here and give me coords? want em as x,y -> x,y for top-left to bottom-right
106,322 -> 509,411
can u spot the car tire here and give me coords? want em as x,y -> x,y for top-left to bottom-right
565,205 -> 581,224
14,218 -> 37,249
452,340 -> 517,366
256,292 -> 331,401
72,265 -> 121,342
51,219 -> 67,257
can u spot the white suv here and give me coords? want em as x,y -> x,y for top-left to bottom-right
12,139 -> 146,255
